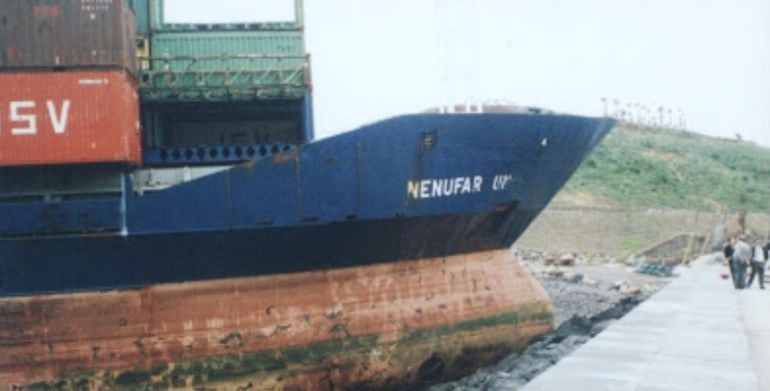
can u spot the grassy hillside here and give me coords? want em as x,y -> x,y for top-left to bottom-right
554,125 -> 770,212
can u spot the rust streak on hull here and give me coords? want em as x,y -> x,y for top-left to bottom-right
0,250 -> 553,390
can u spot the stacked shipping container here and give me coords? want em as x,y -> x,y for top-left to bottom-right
0,0 -> 141,166
0,0 -> 137,73
0,71 -> 141,166
149,30 -> 305,72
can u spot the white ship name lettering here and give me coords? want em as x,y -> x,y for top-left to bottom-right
407,176 -> 483,199
408,174 -> 516,200
492,174 -> 514,191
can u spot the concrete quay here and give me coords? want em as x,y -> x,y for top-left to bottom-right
522,254 -> 770,391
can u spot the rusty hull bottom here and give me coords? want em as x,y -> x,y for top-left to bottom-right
0,250 -> 554,390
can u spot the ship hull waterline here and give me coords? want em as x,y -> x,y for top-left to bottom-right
0,249 -> 553,390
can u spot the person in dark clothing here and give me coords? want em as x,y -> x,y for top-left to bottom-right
733,237 -> 752,289
724,238 -> 737,288
765,241 -> 770,260
747,240 -> 767,289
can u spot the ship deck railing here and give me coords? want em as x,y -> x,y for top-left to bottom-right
139,54 -> 310,102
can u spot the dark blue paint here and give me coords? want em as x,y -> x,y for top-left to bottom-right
0,198 -> 122,237
303,91 -> 315,142
0,114 -> 614,296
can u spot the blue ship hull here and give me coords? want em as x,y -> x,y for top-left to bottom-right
0,114 -> 613,296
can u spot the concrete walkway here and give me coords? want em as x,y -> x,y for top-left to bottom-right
522,254 -> 769,391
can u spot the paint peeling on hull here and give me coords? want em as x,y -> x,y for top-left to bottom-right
0,250 -> 553,390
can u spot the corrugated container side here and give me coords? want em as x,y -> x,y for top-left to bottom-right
149,30 -> 305,71
122,0 -> 139,74
149,0 -> 164,31
0,0 -> 137,76
0,71 -> 142,167
131,0 -> 150,37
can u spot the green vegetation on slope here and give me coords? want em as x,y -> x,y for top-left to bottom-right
556,125 -> 770,212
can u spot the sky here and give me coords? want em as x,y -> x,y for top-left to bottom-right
165,0 -> 770,146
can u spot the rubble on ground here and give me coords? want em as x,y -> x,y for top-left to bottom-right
635,262 -> 675,277
428,250 -> 675,391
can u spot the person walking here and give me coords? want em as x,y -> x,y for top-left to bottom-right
765,241 -> 770,287
724,237 -> 737,288
733,236 -> 752,289
764,241 -> 769,287
747,240 -> 767,289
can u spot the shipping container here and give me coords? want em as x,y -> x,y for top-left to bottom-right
0,0 -> 137,76
0,71 -> 142,167
149,30 -> 305,72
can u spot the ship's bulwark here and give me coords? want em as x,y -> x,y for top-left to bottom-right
0,250 -> 553,390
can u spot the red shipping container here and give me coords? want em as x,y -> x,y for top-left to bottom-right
0,70 -> 141,166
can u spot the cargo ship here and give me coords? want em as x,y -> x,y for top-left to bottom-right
0,0 -> 614,389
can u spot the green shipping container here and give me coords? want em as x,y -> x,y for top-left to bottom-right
131,0 -> 157,37
149,30 -> 305,71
